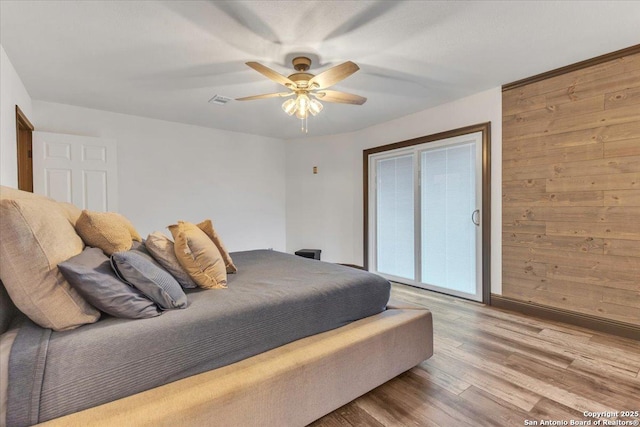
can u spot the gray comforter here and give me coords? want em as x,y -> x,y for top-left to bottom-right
7,250 -> 390,426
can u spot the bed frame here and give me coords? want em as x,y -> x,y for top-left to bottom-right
37,304 -> 432,426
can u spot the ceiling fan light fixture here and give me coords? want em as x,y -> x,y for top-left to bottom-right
309,99 -> 323,116
295,108 -> 308,119
295,93 -> 310,112
282,98 -> 296,116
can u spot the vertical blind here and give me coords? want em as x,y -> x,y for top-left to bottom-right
376,155 -> 414,279
421,143 -> 476,293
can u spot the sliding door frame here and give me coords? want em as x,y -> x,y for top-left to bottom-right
363,122 -> 492,303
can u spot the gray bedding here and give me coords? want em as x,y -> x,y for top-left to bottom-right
7,250 -> 389,426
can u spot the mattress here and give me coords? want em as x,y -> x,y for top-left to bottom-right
7,250 -> 390,426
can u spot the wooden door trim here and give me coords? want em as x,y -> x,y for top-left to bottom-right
16,105 -> 34,192
16,105 -> 34,131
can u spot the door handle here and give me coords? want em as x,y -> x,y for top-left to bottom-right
471,209 -> 480,226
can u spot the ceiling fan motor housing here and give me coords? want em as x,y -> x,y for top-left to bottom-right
288,73 -> 315,88
292,56 -> 312,71
289,57 -> 315,88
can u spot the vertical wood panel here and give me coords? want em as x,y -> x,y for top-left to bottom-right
502,51 -> 640,327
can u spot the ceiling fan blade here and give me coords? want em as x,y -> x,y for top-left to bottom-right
236,92 -> 293,101
314,90 -> 367,105
246,62 -> 296,88
308,61 -> 360,89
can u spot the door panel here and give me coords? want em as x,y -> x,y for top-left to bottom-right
45,141 -> 72,160
82,170 -> 109,211
45,169 -> 72,203
33,132 -> 118,212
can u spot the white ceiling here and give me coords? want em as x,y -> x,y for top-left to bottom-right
1,1 -> 639,140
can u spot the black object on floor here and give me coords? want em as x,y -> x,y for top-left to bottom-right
295,249 -> 321,260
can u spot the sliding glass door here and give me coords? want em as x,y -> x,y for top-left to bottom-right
368,131 -> 484,301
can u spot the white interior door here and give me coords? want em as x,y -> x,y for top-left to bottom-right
33,132 -> 118,212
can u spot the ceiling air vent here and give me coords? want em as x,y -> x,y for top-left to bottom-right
208,95 -> 232,105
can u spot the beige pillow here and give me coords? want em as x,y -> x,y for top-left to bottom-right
168,221 -> 227,289
0,185 -> 44,200
0,198 -> 100,331
75,211 -> 134,255
58,202 -> 82,226
145,232 -> 198,289
197,219 -> 237,273
121,214 -> 142,242
0,186 -> 84,227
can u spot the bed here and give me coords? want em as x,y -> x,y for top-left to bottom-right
0,187 -> 433,427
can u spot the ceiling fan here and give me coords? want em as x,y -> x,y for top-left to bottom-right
236,56 -> 367,131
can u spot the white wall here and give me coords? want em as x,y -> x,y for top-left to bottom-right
33,101 -> 286,253
285,87 -> 503,294
0,44 -> 33,187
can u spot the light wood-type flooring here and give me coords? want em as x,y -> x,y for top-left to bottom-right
310,283 -> 640,427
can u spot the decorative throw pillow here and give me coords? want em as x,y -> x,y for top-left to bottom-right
75,210 -> 134,255
0,186 -> 83,227
120,214 -> 143,242
111,248 -> 188,310
197,219 -> 237,273
168,221 -> 227,289
0,197 -> 99,331
145,232 -> 197,289
58,202 -> 82,226
59,248 -> 161,319
0,185 -> 45,200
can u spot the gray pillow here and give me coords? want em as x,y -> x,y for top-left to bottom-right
145,232 -> 197,288
59,248 -> 161,319
111,248 -> 188,310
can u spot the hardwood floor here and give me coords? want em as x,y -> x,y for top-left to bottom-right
310,284 -> 640,427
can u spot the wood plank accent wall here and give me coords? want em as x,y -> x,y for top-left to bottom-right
502,47 -> 640,327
